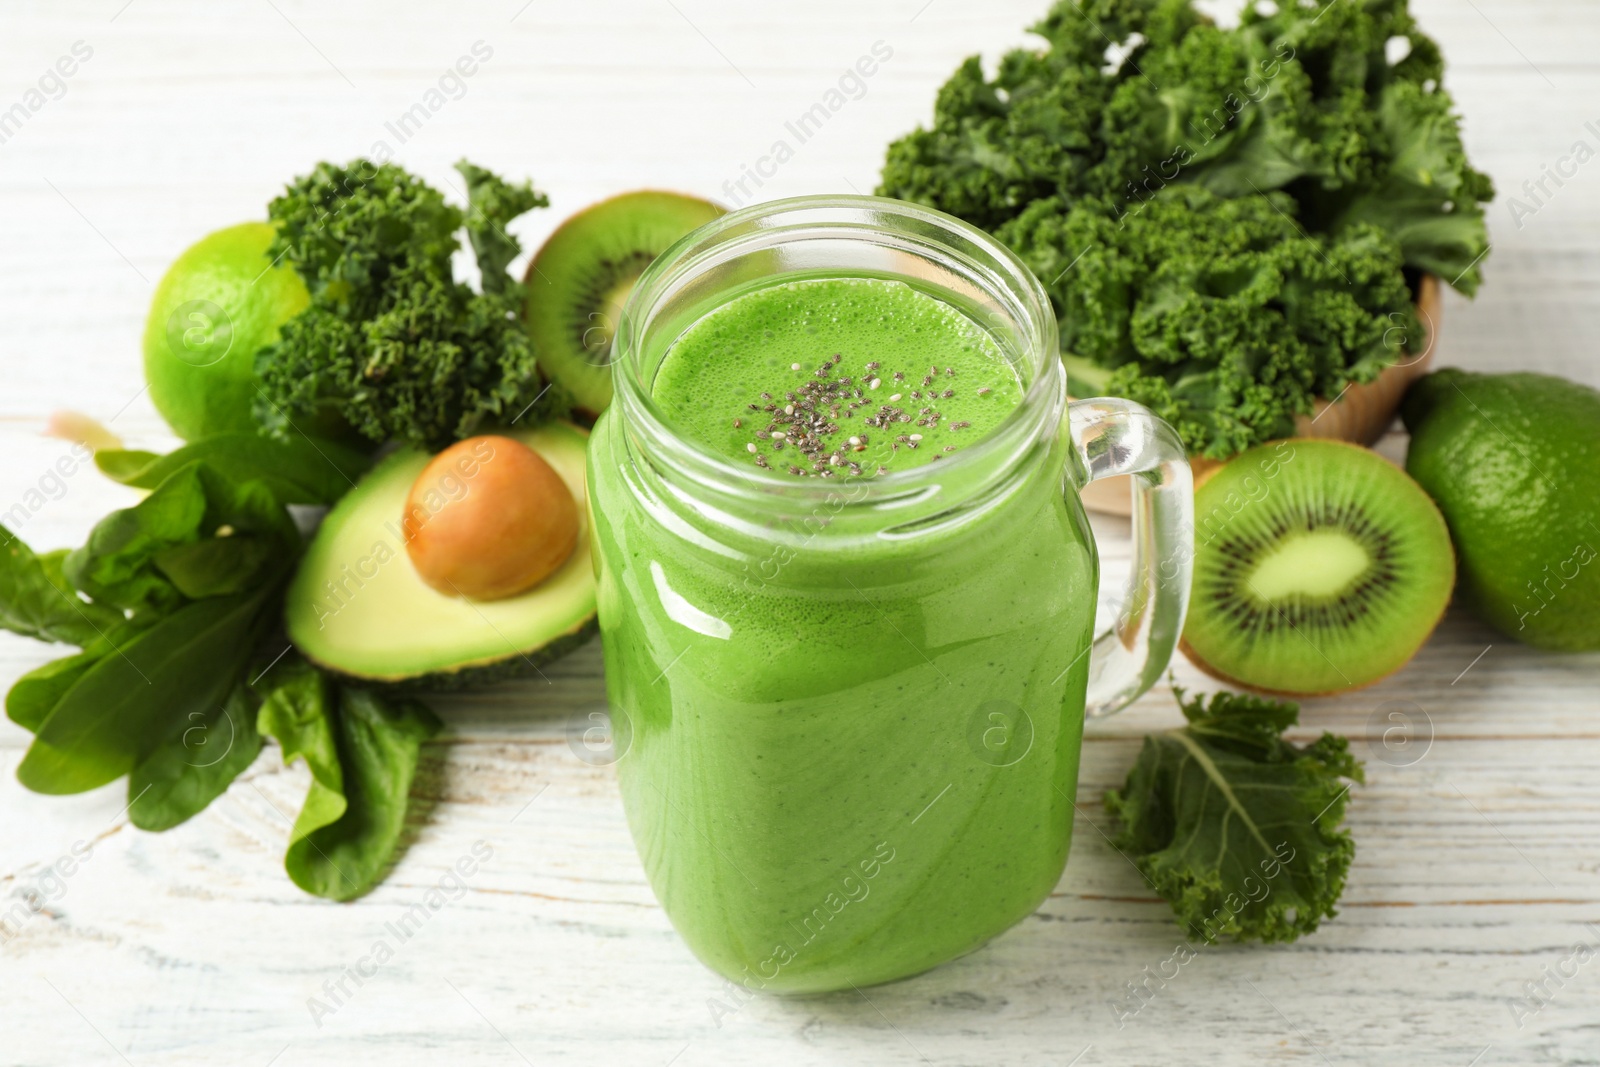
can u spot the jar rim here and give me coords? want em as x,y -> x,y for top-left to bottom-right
610,194 -> 1063,513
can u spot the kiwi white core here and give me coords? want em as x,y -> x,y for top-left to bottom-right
1246,530 -> 1370,600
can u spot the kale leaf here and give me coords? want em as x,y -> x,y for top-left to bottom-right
1002,186 -> 1416,459
879,0 -> 1492,457
254,159 -> 563,450
456,159 -> 550,294
1105,686 -> 1364,943
880,0 -> 1491,286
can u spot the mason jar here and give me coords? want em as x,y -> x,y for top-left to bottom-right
588,195 -> 1192,994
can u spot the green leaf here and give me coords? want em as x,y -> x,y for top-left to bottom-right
63,465 -> 211,615
92,449 -> 162,481
128,682 -> 263,832
1105,686 -> 1364,944
95,433 -> 370,506
0,527 -> 125,646
257,657 -> 344,804
16,585 -> 274,795
65,463 -> 297,617
258,660 -> 441,901
876,0 -> 1492,458
6,651 -> 101,732
1320,81 -> 1495,296
455,159 -> 548,294
254,159 -> 565,450
154,537 -> 278,599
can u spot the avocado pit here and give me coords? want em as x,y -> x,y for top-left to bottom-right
403,434 -> 578,602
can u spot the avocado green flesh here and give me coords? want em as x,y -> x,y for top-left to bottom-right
285,422 -> 597,687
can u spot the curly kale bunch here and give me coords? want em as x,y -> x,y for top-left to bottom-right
254,159 -> 567,450
882,0 -> 1491,286
879,0 -> 1492,457
1002,186 -> 1417,459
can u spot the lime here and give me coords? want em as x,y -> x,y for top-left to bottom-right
1402,368 -> 1600,651
142,222 -> 309,441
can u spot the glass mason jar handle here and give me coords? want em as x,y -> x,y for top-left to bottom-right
1068,398 -> 1194,718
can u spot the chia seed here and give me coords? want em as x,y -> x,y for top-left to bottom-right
733,359 -> 972,479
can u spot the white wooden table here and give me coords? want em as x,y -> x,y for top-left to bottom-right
3,2 -> 1598,1064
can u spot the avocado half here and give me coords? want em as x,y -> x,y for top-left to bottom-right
285,421 -> 597,689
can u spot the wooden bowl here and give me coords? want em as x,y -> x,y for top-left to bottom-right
1078,274 -> 1442,517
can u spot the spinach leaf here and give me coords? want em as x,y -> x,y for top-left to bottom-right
258,659 -> 441,901
65,464 -> 296,617
62,466 -> 210,615
1105,686 -> 1364,944
129,681 -> 263,832
0,527 -> 125,646
6,651 -> 101,732
16,584 -> 275,794
96,432 -> 369,506
154,537 -> 278,599
256,657 -> 345,832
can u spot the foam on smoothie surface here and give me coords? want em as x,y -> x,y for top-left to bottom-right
652,277 -> 1023,476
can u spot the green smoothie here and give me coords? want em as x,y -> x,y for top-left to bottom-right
589,275 -> 1097,993
652,277 -> 1024,477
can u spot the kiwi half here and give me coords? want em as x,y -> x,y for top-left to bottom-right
524,190 -> 724,416
1180,439 -> 1454,696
